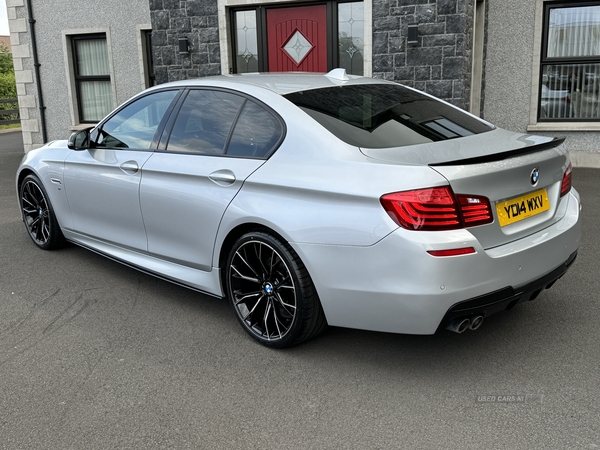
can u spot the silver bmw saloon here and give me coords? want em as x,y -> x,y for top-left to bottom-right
16,70 -> 581,347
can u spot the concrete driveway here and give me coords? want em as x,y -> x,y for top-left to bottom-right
1,130 -> 599,449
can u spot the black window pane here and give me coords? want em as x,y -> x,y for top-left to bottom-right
78,80 -> 112,122
548,5 -> 600,58
75,38 -> 110,76
541,64 -> 600,119
167,90 -> 244,155
227,101 -> 283,157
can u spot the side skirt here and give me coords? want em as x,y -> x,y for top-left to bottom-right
62,230 -> 224,298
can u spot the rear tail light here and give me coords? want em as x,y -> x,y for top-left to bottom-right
381,186 -> 493,231
560,162 -> 572,198
456,194 -> 494,226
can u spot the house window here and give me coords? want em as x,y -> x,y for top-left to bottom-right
231,1 -> 364,75
72,34 -> 113,122
540,2 -> 600,120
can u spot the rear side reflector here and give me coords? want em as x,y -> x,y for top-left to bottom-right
560,162 -> 572,198
427,247 -> 476,257
381,186 -> 493,231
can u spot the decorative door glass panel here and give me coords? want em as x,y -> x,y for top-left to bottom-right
338,2 -> 364,76
282,30 -> 315,65
235,10 -> 259,73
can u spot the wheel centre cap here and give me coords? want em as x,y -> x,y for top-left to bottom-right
263,282 -> 274,296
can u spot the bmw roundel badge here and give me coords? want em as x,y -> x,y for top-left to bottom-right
530,167 -> 540,186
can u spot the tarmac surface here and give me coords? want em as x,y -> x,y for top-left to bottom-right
1,129 -> 599,448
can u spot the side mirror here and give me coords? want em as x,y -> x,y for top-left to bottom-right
68,127 -> 93,150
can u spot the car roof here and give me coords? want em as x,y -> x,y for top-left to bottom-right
152,69 -> 394,95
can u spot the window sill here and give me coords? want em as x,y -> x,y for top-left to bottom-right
528,122 -> 600,132
70,123 -> 97,132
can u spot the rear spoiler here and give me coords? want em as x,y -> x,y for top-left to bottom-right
429,137 -> 565,167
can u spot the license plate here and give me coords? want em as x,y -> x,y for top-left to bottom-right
496,188 -> 550,227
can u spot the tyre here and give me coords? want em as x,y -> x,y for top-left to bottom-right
225,231 -> 326,348
19,174 -> 65,250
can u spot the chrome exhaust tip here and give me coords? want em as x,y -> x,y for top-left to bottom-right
446,318 -> 471,334
469,315 -> 484,331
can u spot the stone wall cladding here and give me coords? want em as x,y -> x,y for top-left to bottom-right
373,0 -> 474,109
150,0 -> 221,84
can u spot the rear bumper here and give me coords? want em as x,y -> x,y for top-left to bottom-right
292,189 -> 581,335
435,250 -> 577,333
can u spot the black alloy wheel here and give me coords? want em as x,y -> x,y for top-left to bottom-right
20,174 -> 65,250
226,231 -> 326,348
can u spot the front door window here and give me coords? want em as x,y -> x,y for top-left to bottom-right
95,90 -> 178,150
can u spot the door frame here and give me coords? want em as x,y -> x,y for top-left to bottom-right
220,0 -> 372,76
230,2 -> 335,73
469,0 -> 485,116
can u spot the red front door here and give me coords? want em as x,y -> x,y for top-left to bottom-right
266,5 -> 328,72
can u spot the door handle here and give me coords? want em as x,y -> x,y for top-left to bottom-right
209,170 -> 236,186
120,161 -> 139,174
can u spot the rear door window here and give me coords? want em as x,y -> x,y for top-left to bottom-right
227,101 -> 284,158
166,90 -> 244,155
166,89 -> 284,158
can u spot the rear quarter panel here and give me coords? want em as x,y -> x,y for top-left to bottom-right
214,104 -> 449,256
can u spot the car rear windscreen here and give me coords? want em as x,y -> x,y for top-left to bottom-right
283,84 -> 493,149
